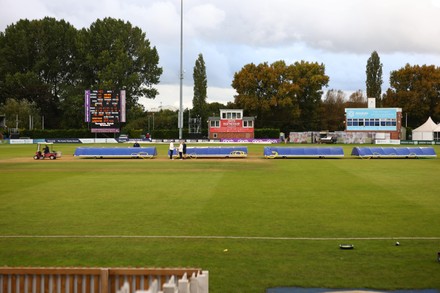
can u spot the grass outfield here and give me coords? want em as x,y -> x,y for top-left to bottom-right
0,143 -> 439,292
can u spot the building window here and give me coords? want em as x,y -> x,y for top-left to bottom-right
210,120 -> 220,128
220,110 -> 243,120
243,120 -> 253,128
213,133 -> 217,138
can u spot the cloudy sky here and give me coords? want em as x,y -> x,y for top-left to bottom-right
1,0 -> 440,111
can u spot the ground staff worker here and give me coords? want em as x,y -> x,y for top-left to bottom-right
169,141 -> 174,160
178,141 -> 184,160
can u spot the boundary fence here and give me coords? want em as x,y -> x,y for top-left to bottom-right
0,267 -> 208,293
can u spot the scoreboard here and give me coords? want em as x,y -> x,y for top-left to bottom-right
85,90 -> 126,133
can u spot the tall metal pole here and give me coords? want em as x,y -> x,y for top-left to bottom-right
178,0 -> 184,139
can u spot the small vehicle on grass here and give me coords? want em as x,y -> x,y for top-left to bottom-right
33,142 -> 61,160
118,134 -> 129,143
318,131 -> 337,144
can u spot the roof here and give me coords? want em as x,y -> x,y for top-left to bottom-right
207,116 -> 255,121
413,117 -> 438,132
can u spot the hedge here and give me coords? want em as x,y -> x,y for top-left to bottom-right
254,128 -> 280,138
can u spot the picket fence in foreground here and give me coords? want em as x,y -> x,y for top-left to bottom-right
0,267 -> 208,293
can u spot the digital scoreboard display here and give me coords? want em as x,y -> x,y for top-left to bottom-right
85,90 -> 126,133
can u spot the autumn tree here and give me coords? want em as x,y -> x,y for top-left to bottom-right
345,90 -> 367,108
366,51 -> 383,103
320,89 -> 346,131
232,60 -> 328,132
192,53 -> 208,121
382,64 -> 440,127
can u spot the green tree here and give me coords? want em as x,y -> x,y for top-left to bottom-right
0,17 -> 78,128
152,109 -> 179,130
1,17 -> 163,129
206,102 -> 227,117
0,98 -> 41,130
192,53 -> 208,121
77,17 -> 162,121
366,51 -> 383,103
59,90 -> 87,129
232,61 -> 296,131
289,61 -> 329,131
382,64 -> 440,127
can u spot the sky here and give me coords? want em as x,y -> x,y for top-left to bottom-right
1,0 -> 440,111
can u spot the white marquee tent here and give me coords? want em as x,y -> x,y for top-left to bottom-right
434,124 -> 440,141
412,117 -> 438,140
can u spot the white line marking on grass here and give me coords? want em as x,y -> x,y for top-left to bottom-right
1,235 -> 439,240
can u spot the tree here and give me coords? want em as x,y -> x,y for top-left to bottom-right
232,60 -> 329,132
152,109 -> 179,130
345,90 -> 367,108
192,53 -> 208,121
0,17 -> 163,129
0,98 -> 41,130
366,51 -> 383,103
0,17 -> 78,128
77,17 -> 162,120
382,64 -> 440,127
206,102 -> 227,117
320,89 -> 346,131
289,61 -> 329,131
232,61 -> 296,131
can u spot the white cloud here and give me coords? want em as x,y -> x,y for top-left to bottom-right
186,3 -> 226,36
139,83 -> 236,111
1,0 -> 440,111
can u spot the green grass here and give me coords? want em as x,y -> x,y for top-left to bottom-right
0,143 -> 440,292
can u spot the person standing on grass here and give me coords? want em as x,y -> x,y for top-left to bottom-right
183,141 -> 187,158
169,141 -> 175,160
178,141 -> 184,160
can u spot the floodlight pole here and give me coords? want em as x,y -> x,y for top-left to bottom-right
178,0 -> 184,139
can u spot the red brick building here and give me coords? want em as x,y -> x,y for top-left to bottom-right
207,109 -> 255,139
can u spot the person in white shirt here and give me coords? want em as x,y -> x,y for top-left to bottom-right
178,141 -> 184,160
169,141 -> 175,160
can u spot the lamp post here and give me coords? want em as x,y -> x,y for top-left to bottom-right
178,0 -> 184,139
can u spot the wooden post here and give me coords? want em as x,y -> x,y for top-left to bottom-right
100,268 -> 109,293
